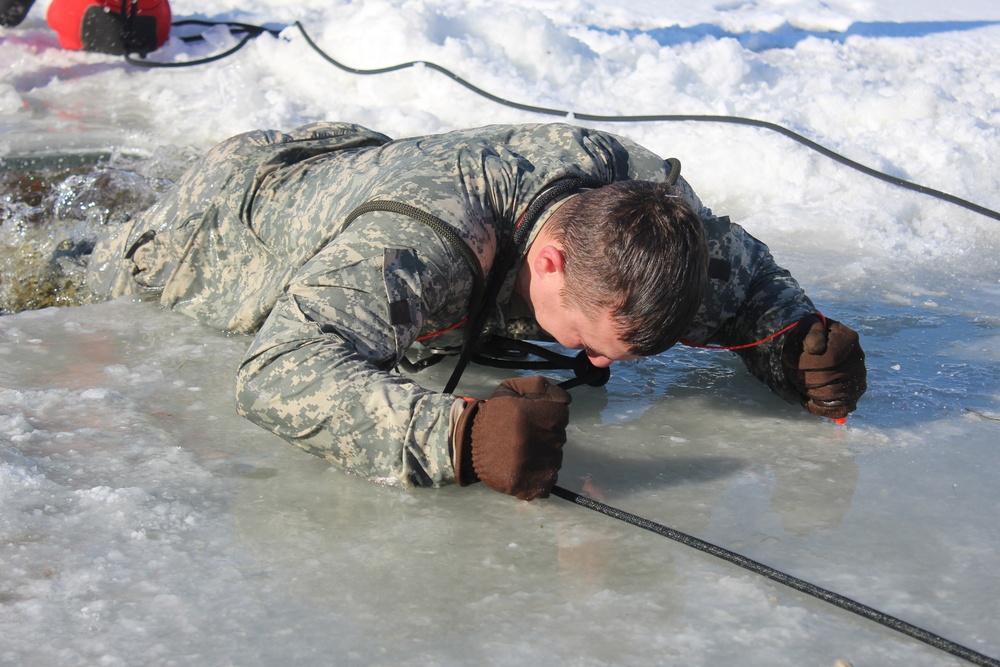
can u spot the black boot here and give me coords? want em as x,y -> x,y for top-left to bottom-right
0,0 -> 35,27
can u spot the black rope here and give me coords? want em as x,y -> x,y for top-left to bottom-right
170,18 -> 283,39
291,21 -> 1000,223
549,484 -> 1000,667
121,18 -> 1000,221
126,33 -> 255,67
125,20 -> 281,68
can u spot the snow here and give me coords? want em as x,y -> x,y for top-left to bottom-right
2,1 -> 999,665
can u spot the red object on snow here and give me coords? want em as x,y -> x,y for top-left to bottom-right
47,0 -> 171,54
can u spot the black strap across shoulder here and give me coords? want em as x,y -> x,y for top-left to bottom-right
342,177 -> 609,393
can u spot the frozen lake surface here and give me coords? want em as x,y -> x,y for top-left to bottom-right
2,0 -> 1000,665
3,297 -> 998,666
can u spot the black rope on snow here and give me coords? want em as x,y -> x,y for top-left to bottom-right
126,34 -> 255,67
549,485 -> 1000,667
290,21 -> 1000,223
122,18 -> 1000,221
125,20 -> 282,68
170,18 -> 283,39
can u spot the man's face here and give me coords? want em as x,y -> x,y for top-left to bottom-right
520,239 -> 637,368
534,297 -> 637,369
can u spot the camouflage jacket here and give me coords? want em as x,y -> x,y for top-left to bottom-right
86,121 -> 816,488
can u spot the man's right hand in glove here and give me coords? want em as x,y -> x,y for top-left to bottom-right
452,375 -> 572,501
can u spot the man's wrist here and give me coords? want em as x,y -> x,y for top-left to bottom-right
449,397 -> 479,485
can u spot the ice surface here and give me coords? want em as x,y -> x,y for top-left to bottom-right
3,300 -> 998,667
2,0 -> 999,665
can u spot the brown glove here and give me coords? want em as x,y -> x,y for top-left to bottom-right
783,314 -> 867,420
453,376 -> 572,501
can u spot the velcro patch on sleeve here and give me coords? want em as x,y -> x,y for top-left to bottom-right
389,299 -> 412,326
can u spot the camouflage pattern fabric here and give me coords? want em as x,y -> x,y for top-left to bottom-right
86,122 -> 816,487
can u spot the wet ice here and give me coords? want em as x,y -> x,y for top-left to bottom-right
2,0 -> 1000,665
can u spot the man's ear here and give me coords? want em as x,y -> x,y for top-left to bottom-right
533,244 -> 566,278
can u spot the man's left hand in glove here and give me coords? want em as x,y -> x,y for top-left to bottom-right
783,314 -> 867,420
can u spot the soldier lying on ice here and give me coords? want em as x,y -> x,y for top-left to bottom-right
82,121 -> 867,500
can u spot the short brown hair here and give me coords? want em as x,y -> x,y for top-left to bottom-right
548,180 -> 708,356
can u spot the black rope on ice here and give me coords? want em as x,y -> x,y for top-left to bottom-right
549,484 -> 1000,667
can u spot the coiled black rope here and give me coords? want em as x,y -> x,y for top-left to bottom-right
550,484 -> 1000,667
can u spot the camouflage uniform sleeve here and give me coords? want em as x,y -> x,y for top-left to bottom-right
234,211 -> 472,487
678,184 -> 818,405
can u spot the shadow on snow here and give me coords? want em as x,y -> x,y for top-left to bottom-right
605,20 -> 1000,51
